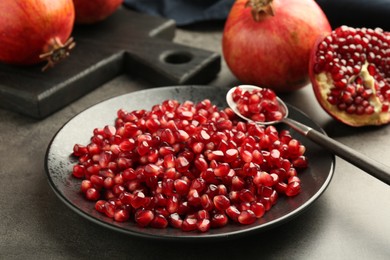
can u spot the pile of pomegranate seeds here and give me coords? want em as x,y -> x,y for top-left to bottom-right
313,26 -> 390,115
231,86 -> 284,122
71,98 -> 308,232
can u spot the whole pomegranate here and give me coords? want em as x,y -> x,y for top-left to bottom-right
310,26 -> 390,127
0,0 -> 75,70
73,0 -> 123,24
222,0 -> 331,92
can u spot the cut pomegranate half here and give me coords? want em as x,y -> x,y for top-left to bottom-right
310,26 -> 390,126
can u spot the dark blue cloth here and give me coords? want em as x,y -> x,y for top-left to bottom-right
124,0 -> 235,26
124,0 -> 390,30
316,0 -> 390,30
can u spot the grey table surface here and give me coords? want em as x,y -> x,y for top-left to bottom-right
1,22 -> 389,260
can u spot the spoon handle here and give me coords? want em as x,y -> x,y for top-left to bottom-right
283,118 -> 390,185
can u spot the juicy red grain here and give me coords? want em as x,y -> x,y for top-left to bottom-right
135,209 -> 154,227
71,97 -> 308,232
233,87 -> 284,122
150,214 -> 168,228
197,218 -> 211,232
182,217 -> 198,231
238,210 -> 257,225
85,188 -> 100,201
114,209 -> 130,222
285,182 -> 302,197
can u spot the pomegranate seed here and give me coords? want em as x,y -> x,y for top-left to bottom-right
169,213 -> 183,229
177,130 -> 190,142
224,148 -> 238,162
200,194 -> 214,211
90,175 -> 104,189
231,176 -> 245,190
161,129 -> 176,144
226,205 -> 240,222
135,209 -> 154,227
213,195 -> 231,210
80,180 -> 92,193
286,182 -> 301,196
150,214 -> 168,228
190,178 -> 206,193
238,210 -> 257,225
86,164 -> 101,175
182,217 -> 198,231
275,181 -> 288,193
104,190 -> 115,200
207,150 -> 224,161
131,191 -> 147,209
104,202 -> 116,218
162,179 -> 175,196
166,196 -> 179,213
217,184 -> 228,196
85,188 -> 100,200
194,156 -> 208,171
72,164 -> 85,178
214,163 -> 230,177
187,189 -> 201,207
112,184 -> 125,196
87,143 -> 101,155
122,168 -> 136,181
210,213 -> 228,228
114,209 -> 130,222
144,163 -> 161,177
119,191 -> 133,204
73,144 -> 88,156
239,189 -> 255,203
191,142 -> 205,154
250,202 -> 265,218
253,171 -> 274,187
196,209 -> 210,220
197,218 -> 211,232
175,156 -> 190,173
174,179 -> 190,195
95,200 -> 106,213
292,156 -> 309,168
137,141 -> 150,156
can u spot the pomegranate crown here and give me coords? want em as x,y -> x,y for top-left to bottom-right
245,0 -> 275,21
39,37 -> 75,71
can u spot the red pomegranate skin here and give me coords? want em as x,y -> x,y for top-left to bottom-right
73,0 -> 123,24
223,0 -> 332,92
0,0 -> 75,65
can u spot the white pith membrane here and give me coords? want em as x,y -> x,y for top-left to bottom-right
316,62 -> 390,126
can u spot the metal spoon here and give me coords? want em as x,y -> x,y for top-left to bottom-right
226,85 -> 390,185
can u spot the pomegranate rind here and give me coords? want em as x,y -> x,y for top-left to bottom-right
0,0 -> 75,66
309,27 -> 390,127
73,0 -> 123,24
223,0 -> 331,93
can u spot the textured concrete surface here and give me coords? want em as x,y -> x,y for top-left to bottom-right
1,22 -> 390,259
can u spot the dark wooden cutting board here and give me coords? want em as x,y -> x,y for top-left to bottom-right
0,8 -> 221,119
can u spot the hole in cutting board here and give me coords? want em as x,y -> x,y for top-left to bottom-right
160,50 -> 193,64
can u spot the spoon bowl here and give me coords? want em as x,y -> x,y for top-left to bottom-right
226,85 -> 289,125
226,85 -> 390,185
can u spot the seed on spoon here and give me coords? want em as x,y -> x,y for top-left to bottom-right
231,86 -> 284,122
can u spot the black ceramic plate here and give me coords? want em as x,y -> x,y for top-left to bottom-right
45,85 -> 335,240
